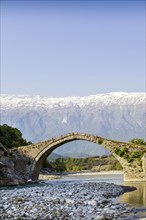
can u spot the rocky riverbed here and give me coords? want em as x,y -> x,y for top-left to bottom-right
0,182 -> 137,220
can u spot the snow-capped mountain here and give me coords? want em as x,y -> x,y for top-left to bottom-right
1,92 -> 146,157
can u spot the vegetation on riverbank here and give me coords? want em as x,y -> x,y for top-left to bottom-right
0,124 -> 32,148
43,155 -> 123,172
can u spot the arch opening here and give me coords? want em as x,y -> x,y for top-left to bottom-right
31,136 -> 124,181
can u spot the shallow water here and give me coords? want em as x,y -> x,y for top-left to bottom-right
47,173 -> 146,219
119,182 -> 146,219
48,173 -> 124,184
119,182 -> 146,209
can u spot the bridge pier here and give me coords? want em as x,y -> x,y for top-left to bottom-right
123,169 -> 146,182
124,159 -> 146,181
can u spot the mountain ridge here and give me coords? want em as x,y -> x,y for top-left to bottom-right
1,92 -> 145,108
1,92 -> 145,157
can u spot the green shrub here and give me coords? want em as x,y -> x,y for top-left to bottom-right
0,124 -> 32,149
129,138 -> 146,145
98,139 -> 103,144
131,151 -> 144,158
115,161 -> 123,170
44,155 -> 123,172
114,147 -> 128,157
114,147 -> 143,166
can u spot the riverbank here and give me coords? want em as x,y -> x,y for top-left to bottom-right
0,182 -> 137,219
39,170 -> 123,181
64,170 -> 123,176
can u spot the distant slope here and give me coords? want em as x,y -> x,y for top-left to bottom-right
1,92 -> 145,157
48,152 -> 70,160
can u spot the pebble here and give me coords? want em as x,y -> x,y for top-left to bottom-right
0,182 -> 137,219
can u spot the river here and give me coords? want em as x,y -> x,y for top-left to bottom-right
44,173 -> 146,219
1,173 -> 146,219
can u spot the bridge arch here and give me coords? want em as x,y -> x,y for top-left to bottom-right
30,133 -> 130,180
14,132 -> 146,182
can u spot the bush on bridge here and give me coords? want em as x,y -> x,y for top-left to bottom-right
114,147 -> 144,165
129,138 -> 146,145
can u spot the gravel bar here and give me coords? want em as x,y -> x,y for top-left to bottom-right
0,182 -> 137,220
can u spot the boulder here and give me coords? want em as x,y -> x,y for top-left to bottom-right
0,143 -> 25,186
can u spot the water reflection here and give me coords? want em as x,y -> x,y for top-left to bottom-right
119,182 -> 146,209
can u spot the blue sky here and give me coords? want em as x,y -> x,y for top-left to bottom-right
1,0 -> 145,97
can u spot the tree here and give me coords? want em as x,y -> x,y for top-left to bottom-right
0,124 -> 32,149
129,138 -> 146,145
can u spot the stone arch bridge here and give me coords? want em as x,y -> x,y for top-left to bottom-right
12,133 -> 146,182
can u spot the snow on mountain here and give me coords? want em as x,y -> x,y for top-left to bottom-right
0,92 -> 146,157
